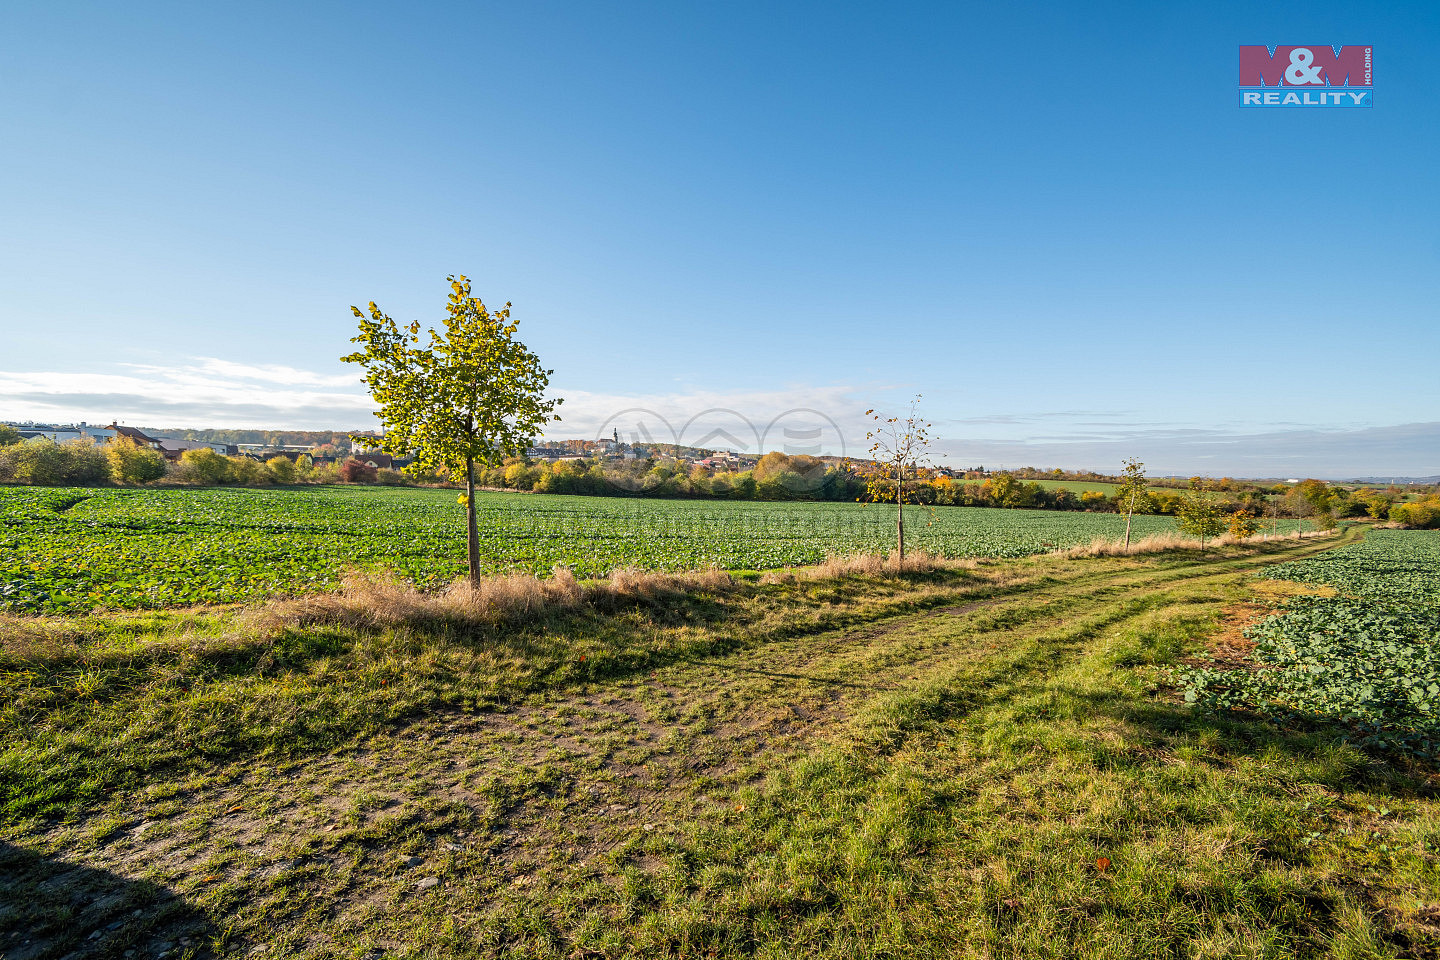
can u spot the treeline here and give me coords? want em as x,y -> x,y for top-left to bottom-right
1280,477 -> 1440,529
458,453 -> 1263,517
3,432 -> 1435,528
984,466 -> 1285,495
376,456 -> 1439,528
0,436 -> 419,488
994,465 -> 1188,491
474,453 -> 862,501
167,448 -> 421,487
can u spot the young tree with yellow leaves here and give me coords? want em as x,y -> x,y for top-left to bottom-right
1228,509 -> 1259,540
1176,478 -> 1226,551
1116,457 -> 1147,550
343,276 -> 562,583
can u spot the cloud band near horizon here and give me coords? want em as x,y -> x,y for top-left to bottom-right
0,362 -> 1434,479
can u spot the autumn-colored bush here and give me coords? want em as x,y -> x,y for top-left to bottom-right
339,458 -> 379,484
0,438 -> 109,485
1390,496 -> 1440,529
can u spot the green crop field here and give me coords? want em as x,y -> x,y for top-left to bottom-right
1182,528 -> 1440,756
1261,527 -> 1440,607
0,485 -> 1193,614
1026,478 -> 1123,495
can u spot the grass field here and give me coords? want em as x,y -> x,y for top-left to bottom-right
6,525 -> 1439,959
1026,478 -> 1124,495
996,477 -> 1244,497
0,485 -> 1202,613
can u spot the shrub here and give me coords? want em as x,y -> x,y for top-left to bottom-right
503,461 -> 541,490
339,458 -> 379,484
0,438 -> 109,485
177,448 -> 232,484
375,467 -> 409,486
266,456 -> 297,484
228,456 -> 270,485
107,438 -> 167,485
758,470 -> 803,500
64,439 -> 111,484
1390,498 -> 1440,529
309,462 -> 341,484
1363,495 -> 1394,519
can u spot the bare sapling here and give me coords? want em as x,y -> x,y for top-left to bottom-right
853,396 -> 935,560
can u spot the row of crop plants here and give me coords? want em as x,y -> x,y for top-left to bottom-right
1181,528 -> 1440,757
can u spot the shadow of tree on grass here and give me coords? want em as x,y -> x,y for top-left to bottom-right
0,840 -> 215,960
1058,682 -> 1438,800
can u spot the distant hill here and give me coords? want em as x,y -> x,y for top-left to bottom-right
138,428 -> 377,448
1343,476 -> 1440,485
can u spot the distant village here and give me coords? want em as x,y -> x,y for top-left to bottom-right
1,421 -> 410,469
525,434 -> 763,473
2,419 -> 1071,482
2,421 -> 896,476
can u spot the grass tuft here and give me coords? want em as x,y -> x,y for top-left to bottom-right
761,549 -> 971,583
251,564 -> 736,633
1053,528 -> 1340,559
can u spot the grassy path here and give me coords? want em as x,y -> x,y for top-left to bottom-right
7,530 -> 1439,959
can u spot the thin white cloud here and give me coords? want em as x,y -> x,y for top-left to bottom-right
124,358 -> 362,388
0,363 -> 377,430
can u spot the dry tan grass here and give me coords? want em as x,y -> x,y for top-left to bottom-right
0,611 -> 53,641
760,524 -> 1343,583
1053,528 -> 1339,559
1251,579 -> 1337,600
0,611 -> 64,658
760,549 -> 973,584
1053,532 -> 1200,558
603,566 -> 733,597
251,564 -> 736,633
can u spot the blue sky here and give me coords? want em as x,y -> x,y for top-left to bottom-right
1,1 -> 1436,477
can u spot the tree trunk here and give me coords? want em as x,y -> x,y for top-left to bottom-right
896,470 -> 905,560
466,457 -> 480,583
1123,487 -> 1137,550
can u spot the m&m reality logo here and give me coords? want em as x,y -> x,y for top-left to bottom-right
1239,45 -> 1372,108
